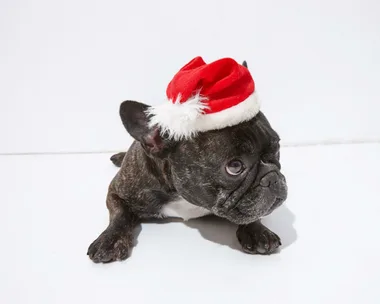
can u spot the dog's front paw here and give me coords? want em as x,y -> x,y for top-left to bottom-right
236,223 -> 281,255
87,231 -> 131,263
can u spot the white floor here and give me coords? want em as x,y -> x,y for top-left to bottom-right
1,143 -> 380,304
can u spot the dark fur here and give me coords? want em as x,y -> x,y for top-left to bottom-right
87,61 -> 288,263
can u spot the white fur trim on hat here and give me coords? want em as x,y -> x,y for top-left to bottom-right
145,91 -> 261,141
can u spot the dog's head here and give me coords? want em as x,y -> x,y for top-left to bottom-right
119,99 -> 287,225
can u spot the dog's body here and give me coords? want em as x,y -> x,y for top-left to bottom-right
87,61 -> 288,263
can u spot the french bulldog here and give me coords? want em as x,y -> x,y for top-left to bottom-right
87,61 -> 288,263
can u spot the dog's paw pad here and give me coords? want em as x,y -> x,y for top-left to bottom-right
237,226 -> 281,255
87,233 -> 130,263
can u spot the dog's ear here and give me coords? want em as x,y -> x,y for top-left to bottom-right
242,60 -> 248,68
119,100 -> 172,157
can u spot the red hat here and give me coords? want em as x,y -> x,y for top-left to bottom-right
146,56 -> 260,140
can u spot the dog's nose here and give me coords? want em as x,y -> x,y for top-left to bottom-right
260,171 -> 280,188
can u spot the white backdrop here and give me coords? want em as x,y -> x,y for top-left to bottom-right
1,0 -> 379,154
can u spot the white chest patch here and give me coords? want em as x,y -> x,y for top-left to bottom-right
160,197 -> 212,221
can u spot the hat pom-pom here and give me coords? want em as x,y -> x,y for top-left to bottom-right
146,93 -> 209,141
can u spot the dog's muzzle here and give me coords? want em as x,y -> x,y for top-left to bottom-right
260,170 -> 287,198
213,162 -> 288,225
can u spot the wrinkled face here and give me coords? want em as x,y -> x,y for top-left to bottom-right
168,112 -> 288,225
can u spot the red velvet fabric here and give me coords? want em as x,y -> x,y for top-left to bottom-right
166,56 -> 255,114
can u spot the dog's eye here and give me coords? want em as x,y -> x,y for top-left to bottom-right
226,160 -> 245,176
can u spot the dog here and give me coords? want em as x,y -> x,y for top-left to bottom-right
87,58 -> 288,263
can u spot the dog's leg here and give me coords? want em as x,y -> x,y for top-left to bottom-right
110,152 -> 126,167
87,192 -> 138,263
236,220 -> 281,255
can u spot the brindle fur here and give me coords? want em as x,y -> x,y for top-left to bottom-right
87,61 -> 288,263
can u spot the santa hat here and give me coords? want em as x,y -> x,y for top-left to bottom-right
146,56 -> 261,140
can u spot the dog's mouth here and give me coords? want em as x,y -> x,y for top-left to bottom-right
265,196 -> 286,216
229,192 -> 286,225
